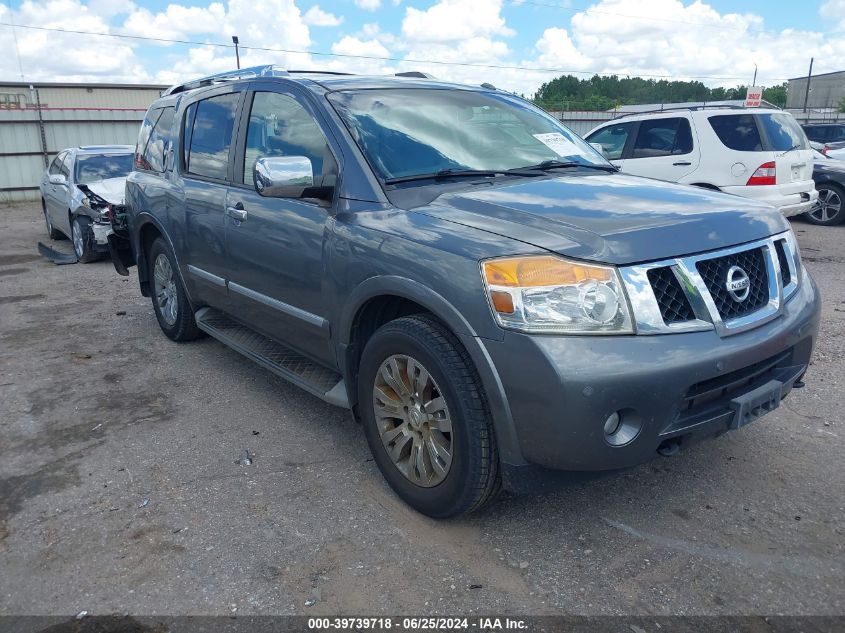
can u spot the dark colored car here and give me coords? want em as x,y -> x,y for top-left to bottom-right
807,149 -> 845,225
802,123 -> 845,145
111,66 -> 821,517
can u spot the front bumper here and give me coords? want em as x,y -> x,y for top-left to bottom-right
482,273 -> 820,472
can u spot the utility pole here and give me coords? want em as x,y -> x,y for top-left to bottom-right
232,36 -> 241,69
752,63 -> 757,86
803,57 -> 813,113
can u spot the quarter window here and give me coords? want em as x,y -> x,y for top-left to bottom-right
631,118 -> 693,158
141,107 -> 174,172
135,108 -> 159,170
242,92 -> 329,185
586,123 -> 634,160
186,93 -> 240,180
708,114 -> 762,151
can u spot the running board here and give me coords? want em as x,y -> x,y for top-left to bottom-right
195,307 -> 349,408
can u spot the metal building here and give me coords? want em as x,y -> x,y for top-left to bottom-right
0,81 -> 166,202
787,70 -> 845,110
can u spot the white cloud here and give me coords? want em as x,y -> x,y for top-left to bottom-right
401,0 -> 513,43
332,36 -> 389,58
820,0 -> 845,31
354,0 -> 382,11
303,5 -> 343,27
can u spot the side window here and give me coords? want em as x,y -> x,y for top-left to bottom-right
141,106 -> 174,172
586,123 -> 633,160
186,93 -> 240,180
708,114 -> 762,152
631,117 -> 693,158
181,102 -> 197,171
242,91 -> 330,185
48,152 -> 65,175
135,108 -> 160,170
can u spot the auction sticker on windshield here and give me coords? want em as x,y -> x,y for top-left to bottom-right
533,132 -> 587,157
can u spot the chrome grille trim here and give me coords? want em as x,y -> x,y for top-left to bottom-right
620,231 -> 800,337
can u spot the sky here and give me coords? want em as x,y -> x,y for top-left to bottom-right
1,0 -> 844,97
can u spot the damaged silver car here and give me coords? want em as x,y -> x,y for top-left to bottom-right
39,145 -> 133,262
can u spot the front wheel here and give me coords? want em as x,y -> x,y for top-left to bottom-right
358,315 -> 500,518
805,184 -> 844,226
148,237 -> 203,342
71,215 -> 100,263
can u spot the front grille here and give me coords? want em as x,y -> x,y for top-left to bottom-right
648,266 -> 695,323
696,247 -> 769,320
774,240 -> 791,287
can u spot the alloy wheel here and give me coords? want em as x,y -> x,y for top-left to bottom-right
72,220 -> 84,257
153,253 -> 178,326
372,354 -> 453,487
809,187 -> 842,224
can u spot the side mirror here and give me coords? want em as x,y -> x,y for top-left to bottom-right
589,142 -> 608,159
253,156 -> 332,200
48,174 -> 67,186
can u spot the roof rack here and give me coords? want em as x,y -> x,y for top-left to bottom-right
162,65 -> 291,96
614,102 -> 781,119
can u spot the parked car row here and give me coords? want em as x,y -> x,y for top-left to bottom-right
38,68 -> 822,517
586,108 -> 845,226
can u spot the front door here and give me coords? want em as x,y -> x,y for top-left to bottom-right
224,87 -> 339,366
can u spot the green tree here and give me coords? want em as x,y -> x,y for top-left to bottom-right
838,96 -> 845,114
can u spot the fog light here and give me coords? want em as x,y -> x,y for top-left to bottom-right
603,412 -> 621,436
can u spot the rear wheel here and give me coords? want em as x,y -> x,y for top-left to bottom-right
71,215 -> 100,262
805,184 -> 844,226
358,315 -> 500,518
42,200 -> 62,240
148,237 -> 203,342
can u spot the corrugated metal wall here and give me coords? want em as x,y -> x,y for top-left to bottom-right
0,83 -> 165,203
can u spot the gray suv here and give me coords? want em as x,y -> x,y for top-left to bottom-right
112,66 -> 820,517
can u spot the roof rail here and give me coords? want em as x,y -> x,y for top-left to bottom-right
162,65 -> 290,96
614,104 -> 748,119
395,71 -> 436,79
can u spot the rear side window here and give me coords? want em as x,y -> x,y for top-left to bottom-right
708,114 -> 762,152
631,117 -> 693,158
586,122 -> 634,160
185,93 -> 240,180
135,108 -> 159,170
142,107 -> 175,172
759,113 -> 808,151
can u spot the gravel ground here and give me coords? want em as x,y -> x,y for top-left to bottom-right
0,201 -> 843,617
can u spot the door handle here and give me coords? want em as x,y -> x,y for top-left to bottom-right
673,161 -> 692,166
226,206 -> 248,221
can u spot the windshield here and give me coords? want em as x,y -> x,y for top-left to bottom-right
327,89 -> 608,181
74,153 -> 133,184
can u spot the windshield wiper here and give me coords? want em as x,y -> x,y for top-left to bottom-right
384,168 -> 540,185
514,160 -> 619,173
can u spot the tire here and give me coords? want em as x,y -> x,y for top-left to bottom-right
805,183 -> 845,226
71,215 -> 100,263
358,315 -> 500,518
147,237 -> 203,342
42,200 -> 63,240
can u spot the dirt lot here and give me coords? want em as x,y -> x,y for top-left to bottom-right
0,200 -> 843,616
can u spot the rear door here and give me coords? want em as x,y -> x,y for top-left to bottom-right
224,84 -> 340,365
179,88 -> 245,308
622,116 -> 699,182
43,151 -> 67,225
584,121 -> 635,170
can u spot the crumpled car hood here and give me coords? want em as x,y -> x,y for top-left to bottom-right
84,177 -> 126,205
418,173 -> 790,265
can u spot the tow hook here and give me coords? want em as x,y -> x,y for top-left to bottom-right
657,439 -> 681,457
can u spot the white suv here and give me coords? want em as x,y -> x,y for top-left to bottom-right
585,107 -> 818,217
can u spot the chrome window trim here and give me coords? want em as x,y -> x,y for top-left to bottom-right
620,231 -> 799,337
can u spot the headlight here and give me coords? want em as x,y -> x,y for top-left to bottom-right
784,228 -> 802,284
481,255 -> 634,334
81,197 -> 90,207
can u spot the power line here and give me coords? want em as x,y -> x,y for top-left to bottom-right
0,21 -> 790,82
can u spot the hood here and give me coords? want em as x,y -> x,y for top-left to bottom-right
84,177 -> 126,205
418,173 -> 789,265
